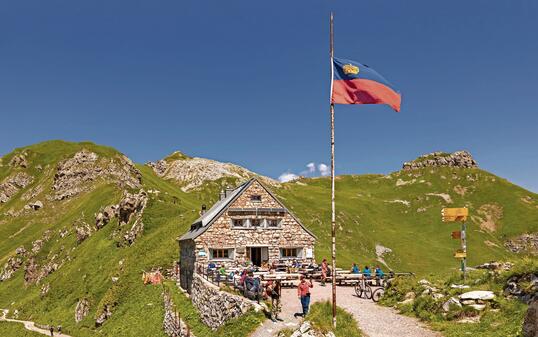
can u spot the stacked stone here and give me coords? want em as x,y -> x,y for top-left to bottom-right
162,291 -> 194,337
402,151 -> 478,170
190,274 -> 252,330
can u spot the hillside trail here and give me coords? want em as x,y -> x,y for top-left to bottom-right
1,309 -> 72,337
250,284 -> 441,337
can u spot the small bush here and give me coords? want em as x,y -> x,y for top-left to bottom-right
306,301 -> 362,337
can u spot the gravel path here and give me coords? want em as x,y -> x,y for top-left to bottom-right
1,309 -> 72,337
251,284 -> 441,337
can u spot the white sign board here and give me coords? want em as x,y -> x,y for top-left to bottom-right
305,248 -> 313,258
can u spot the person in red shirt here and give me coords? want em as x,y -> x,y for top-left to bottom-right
294,275 -> 313,318
321,258 -> 328,286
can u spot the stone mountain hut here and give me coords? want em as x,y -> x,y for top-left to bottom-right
178,178 -> 316,291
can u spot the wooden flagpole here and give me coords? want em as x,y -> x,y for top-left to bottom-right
329,11 -> 337,329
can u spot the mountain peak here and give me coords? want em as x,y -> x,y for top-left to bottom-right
402,150 -> 478,170
147,153 -> 276,191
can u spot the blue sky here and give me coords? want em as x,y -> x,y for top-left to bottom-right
1,1 -> 537,192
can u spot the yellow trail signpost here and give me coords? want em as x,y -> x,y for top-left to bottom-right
442,207 -> 469,279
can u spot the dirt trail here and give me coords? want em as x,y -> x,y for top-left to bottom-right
1,309 -> 72,337
251,284 -> 441,337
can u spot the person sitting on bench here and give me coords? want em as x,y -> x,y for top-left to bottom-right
362,265 -> 372,279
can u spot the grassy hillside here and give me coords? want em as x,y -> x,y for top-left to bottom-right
277,168 -> 538,276
0,141 -> 255,337
0,140 -> 537,337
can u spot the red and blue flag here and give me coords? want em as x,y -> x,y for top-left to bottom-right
331,57 -> 401,112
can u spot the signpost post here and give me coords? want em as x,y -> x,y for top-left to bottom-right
442,207 -> 469,279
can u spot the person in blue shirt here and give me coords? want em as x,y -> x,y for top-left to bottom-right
351,263 -> 359,274
362,265 -> 372,279
375,265 -> 384,285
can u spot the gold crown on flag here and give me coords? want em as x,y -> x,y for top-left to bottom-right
343,64 -> 359,75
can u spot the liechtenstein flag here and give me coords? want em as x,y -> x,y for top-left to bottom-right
331,57 -> 401,112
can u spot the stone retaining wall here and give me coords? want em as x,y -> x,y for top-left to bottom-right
163,291 -> 195,337
190,274 -> 253,330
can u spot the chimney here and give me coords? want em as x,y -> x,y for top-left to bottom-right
219,189 -> 226,201
225,186 -> 234,198
200,204 -> 207,215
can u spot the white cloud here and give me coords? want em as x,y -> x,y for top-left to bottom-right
306,162 -> 316,173
318,163 -> 330,176
278,172 -> 299,183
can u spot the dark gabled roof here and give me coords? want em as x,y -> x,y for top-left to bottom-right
178,177 -> 317,241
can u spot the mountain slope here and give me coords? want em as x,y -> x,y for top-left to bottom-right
277,167 -> 538,275
0,141 -> 537,337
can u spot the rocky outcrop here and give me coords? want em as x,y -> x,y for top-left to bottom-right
0,172 -> 34,203
163,291 -> 194,337
505,233 -> 538,255
475,261 -> 513,271
0,255 -> 24,281
75,298 -> 90,323
147,153 -> 276,191
123,220 -> 144,246
95,205 -> 118,229
402,151 -> 478,170
118,190 -> 147,225
95,304 -> 113,327
504,273 -> 538,304
74,221 -> 93,244
523,298 -> 538,337
9,153 -> 28,168
190,274 -> 253,330
53,150 -> 142,200
24,255 -> 61,285
24,257 -> 39,284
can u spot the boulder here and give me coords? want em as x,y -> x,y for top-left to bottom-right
74,222 -> 92,244
442,297 -> 462,312
468,304 -> 486,311
459,291 -> 495,301
405,292 -> 416,300
25,200 -> 43,211
95,205 -> 117,229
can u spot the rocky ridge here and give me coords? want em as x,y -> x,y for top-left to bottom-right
403,151 -> 478,170
53,150 -> 142,200
147,152 -> 276,191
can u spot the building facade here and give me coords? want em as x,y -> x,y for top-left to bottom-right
179,178 -> 316,291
